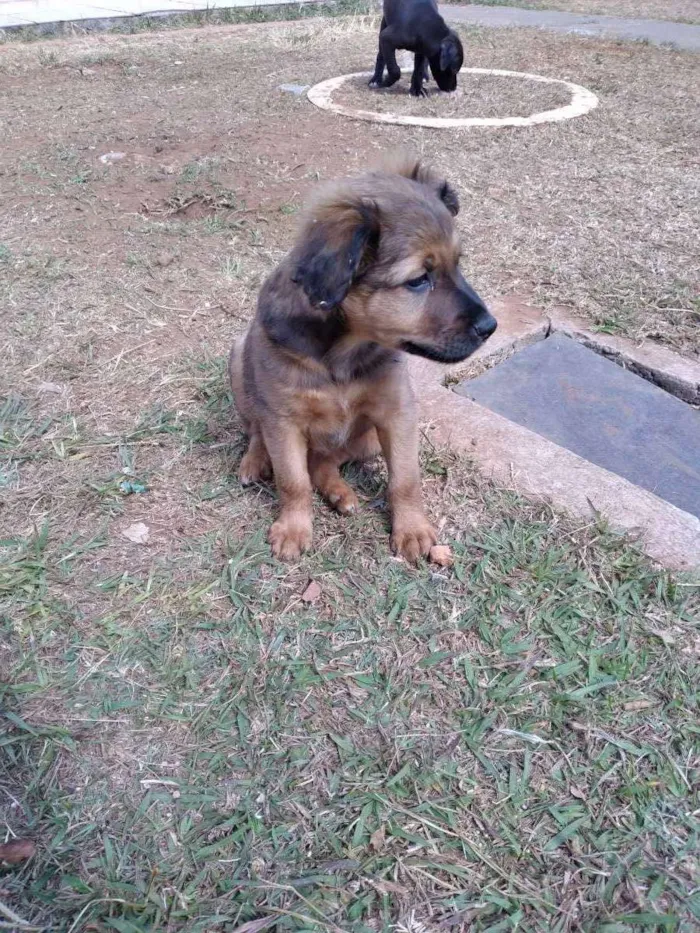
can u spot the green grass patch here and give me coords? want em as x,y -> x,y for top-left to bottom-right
1,357 -> 698,931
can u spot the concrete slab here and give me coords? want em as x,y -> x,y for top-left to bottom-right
408,298 -> 700,570
441,3 -> 700,52
455,332 -> 700,519
550,312 -> 700,406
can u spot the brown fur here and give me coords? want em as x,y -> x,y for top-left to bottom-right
229,158 -> 496,561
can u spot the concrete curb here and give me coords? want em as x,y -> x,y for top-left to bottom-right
410,297 -> 700,570
307,66 -> 599,129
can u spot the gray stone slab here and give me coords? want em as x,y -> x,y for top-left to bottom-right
455,333 -> 700,518
441,4 -> 700,52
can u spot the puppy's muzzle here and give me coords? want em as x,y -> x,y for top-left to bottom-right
402,275 -> 497,365
459,276 -> 497,340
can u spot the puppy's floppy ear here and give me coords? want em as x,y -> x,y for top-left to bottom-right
396,158 -> 460,217
292,195 -> 379,308
439,32 -> 463,73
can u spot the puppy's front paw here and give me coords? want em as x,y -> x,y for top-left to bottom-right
368,78 -> 382,89
268,517 -> 312,561
409,86 -> 428,98
391,518 -> 437,563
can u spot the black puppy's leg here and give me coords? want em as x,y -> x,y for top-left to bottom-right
410,53 -> 428,97
369,48 -> 385,88
368,17 -> 386,88
379,30 -> 402,87
423,59 -> 430,83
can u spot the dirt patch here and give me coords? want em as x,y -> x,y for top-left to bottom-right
1,16 -> 697,362
335,70 -> 573,118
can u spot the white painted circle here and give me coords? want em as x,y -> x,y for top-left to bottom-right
307,67 -> 598,129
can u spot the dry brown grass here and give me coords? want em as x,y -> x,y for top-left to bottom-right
1,18 -> 698,360
334,69 -> 572,117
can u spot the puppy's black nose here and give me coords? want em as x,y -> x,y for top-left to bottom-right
474,311 -> 497,339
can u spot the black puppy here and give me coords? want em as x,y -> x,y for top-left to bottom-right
369,0 -> 464,98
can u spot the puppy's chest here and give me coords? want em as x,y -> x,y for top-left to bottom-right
295,388 -> 367,448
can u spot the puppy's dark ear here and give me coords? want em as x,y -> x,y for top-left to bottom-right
439,33 -> 463,73
293,197 -> 378,308
436,179 -> 459,217
398,159 -> 460,217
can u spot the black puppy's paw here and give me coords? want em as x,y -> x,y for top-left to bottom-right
368,78 -> 382,89
382,70 -> 401,88
409,85 -> 428,98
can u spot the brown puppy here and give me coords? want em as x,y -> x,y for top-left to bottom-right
229,159 -> 496,562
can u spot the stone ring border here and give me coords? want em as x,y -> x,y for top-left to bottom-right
307,67 -> 599,129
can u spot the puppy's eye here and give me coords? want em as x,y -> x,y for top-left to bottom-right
403,273 -> 431,292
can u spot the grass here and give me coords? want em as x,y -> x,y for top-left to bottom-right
2,361 -> 699,931
442,0 -> 700,26
1,11 -> 699,930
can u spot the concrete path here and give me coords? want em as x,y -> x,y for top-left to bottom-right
0,0 -> 319,30
441,3 -> 700,52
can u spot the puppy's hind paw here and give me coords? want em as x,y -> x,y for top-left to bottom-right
326,482 -> 359,515
239,453 -> 272,486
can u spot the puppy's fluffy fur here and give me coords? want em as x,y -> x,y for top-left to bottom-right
229,159 -> 496,562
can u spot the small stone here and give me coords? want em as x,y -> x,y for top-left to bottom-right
154,251 -> 175,268
278,83 -> 310,96
159,164 -> 177,175
100,151 -> 126,164
429,545 -> 454,567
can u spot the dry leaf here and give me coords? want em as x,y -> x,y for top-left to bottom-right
648,628 -> 676,646
122,522 -> 150,544
301,580 -> 321,603
623,699 -> 656,712
370,879 -> 407,896
230,919 -> 275,933
570,785 -> 586,801
370,824 -> 386,851
429,544 -> 454,567
37,381 -> 64,394
0,839 -> 36,863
